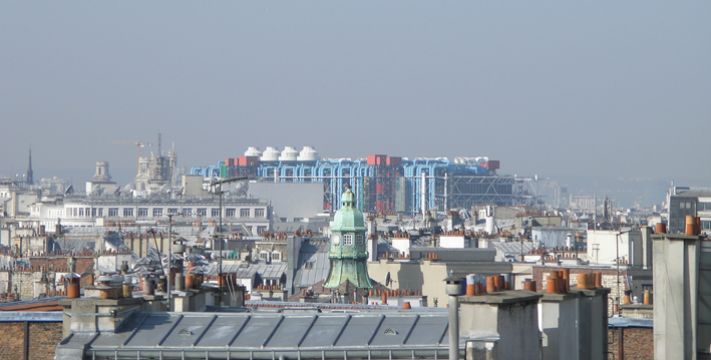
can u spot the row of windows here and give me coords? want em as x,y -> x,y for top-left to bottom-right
679,201 -> 694,210
699,202 -> 711,212
258,250 -> 282,262
703,220 -> 711,230
66,207 -> 267,218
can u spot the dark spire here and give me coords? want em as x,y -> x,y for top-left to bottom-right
26,146 -> 34,185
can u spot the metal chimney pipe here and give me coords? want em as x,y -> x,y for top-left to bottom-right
685,215 -> 695,236
421,172 -> 427,217
445,276 -> 462,360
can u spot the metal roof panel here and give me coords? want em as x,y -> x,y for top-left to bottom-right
231,315 -> 283,348
299,315 -> 349,348
334,315 -> 383,347
369,315 -> 418,346
195,315 -> 250,347
265,315 -> 317,348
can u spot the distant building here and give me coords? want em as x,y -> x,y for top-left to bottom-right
191,146 -> 521,214
569,194 -> 597,212
532,227 -> 576,249
666,187 -> 711,234
30,196 -> 272,236
586,228 -> 647,266
134,146 -> 177,196
85,161 -> 118,197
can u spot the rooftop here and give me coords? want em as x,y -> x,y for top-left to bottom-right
58,310 -> 454,359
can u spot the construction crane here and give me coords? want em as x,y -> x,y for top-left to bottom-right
112,140 -> 152,173
112,140 -> 151,150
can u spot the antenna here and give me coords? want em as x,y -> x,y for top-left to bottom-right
157,132 -> 162,156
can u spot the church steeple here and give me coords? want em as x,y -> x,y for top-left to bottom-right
26,146 -> 34,185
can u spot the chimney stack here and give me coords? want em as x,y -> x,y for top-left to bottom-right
445,275 -> 462,360
685,215 -> 696,236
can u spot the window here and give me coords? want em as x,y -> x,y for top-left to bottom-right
259,251 -> 270,262
97,208 -> 103,217
123,208 -> 134,217
197,208 -> 207,217
255,208 -> 265,218
168,208 -> 178,215
355,233 -> 365,249
703,220 -> 711,230
91,208 -> 96,217
138,208 -> 148,217
240,208 -> 250,218
108,208 -> 119,217
153,208 -> 163,217
211,208 -> 220,217
343,234 -> 353,246
226,208 -> 236,217
78,208 -> 84,217
700,202 -> 711,211
182,208 -> 192,217
271,252 -> 281,262
257,226 -> 267,235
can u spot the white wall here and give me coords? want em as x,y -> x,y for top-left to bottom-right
440,235 -> 473,248
391,238 -> 411,256
586,229 -> 641,265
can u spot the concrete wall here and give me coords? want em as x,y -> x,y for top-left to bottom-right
248,182 -> 323,220
458,295 -> 542,360
439,235 -> 474,249
532,227 -> 573,249
368,260 -> 448,307
653,235 -> 698,360
587,229 -> 642,266
538,294 -> 579,360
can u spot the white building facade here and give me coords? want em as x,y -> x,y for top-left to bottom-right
30,197 -> 272,236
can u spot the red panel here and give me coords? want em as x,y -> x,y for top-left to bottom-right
367,154 -> 378,165
486,160 -> 500,170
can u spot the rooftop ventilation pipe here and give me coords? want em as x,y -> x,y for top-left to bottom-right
445,275 -> 462,360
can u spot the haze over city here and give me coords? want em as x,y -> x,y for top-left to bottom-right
2,1 -> 710,206
4,2 -> 711,359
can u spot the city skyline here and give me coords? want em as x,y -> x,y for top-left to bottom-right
2,1 -> 710,205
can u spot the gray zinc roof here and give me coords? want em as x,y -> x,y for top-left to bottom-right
293,240 -> 330,288
208,262 -> 287,280
59,311 -> 453,359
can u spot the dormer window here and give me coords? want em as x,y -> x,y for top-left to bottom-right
343,233 -> 353,246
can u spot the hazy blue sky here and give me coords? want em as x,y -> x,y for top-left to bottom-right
1,1 -> 709,204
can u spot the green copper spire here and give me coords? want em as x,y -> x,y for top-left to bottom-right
324,186 -> 373,289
